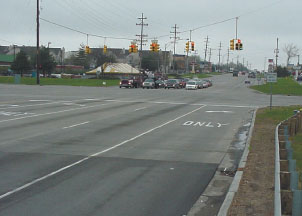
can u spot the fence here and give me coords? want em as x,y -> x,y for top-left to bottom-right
276,111 -> 302,215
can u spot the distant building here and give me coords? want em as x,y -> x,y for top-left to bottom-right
0,54 -> 14,66
0,45 -> 64,64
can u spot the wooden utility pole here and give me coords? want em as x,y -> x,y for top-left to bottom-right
36,0 -> 40,84
218,42 -> 222,72
170,24 -> 180,73
204,36 -> 209,61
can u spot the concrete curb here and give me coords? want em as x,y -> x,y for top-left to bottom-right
217,108 -> 258,216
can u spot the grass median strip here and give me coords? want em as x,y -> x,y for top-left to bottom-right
251,77 -> 302,96
0,76 -> 120,87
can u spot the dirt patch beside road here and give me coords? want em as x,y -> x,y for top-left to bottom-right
228,106 -> 302,215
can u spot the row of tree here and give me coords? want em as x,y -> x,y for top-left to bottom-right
11,47 -> 56,77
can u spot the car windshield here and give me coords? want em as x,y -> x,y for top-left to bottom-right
167,79 -> 177,83
187,82 -> 196,85
144,79 -> 154,82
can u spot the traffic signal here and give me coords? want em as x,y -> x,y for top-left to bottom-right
191,42 -> 195,51
155,43 -> 160,52
235,43 -> 239,50
134,45 -> 138,53
103,45 -> 107,54
239,43 -> 243,50
186,42 -> 189,52
85,46 -> 91,54
129,44 -> 135,53
150,43 -> 156,52
230,39 -> 234,50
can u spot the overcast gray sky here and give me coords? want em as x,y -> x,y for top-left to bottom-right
0,0 -> 300,70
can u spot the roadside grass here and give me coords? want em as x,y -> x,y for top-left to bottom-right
0,76 -> 120,87
256,105 -> 302,124
250,77 -> 302,96
291,132 -> 302,188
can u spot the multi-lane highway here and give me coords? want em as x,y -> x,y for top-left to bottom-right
0,74 -> 300,216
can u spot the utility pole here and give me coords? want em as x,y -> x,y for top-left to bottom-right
170,24 -> 180,73
235,17 -> 239,39
227,48 -> 230,72
36,0 -> 40,85
136,13 -> 148,51
13,45 -> 16,61
218,42 -> 222,72
204,36 -> 209,62
275,37 -> 279,70
208,48 -> 212,62
136,13 -> 148,72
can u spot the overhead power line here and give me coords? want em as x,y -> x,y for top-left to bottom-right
40,18 -> 135,41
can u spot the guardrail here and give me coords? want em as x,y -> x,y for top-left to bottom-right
276,111 -> 302,216
275,123 -> 282,216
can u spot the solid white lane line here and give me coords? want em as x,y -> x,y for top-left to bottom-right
63,121 -> 90,129
206,111 -> 234,113
0,102 -> 115,124
29,100 -> 52,102
135,107 -> 147,111
103,99 -> 256,108
0,105 -> 206,200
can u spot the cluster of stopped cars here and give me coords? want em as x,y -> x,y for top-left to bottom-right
119,78 -> 213,90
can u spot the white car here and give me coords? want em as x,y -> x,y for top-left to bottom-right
185,81 -> 198,90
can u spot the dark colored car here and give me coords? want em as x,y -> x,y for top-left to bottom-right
203,79 -> 213,87
233,71 -> 239,77
164,79 -> 180,89
248,73 -> 256,78
297,75 -> 302,81
155,80 -> 165,88
119,79 -> 134,88
178,79 -> 186,88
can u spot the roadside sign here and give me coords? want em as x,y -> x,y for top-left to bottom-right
293,66 -> 301,70
267,73 -> 277,83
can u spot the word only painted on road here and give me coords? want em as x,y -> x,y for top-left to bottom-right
182,121 -> 229,128
0,111 -> 34,117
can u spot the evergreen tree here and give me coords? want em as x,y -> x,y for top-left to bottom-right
11,51 -> 31,77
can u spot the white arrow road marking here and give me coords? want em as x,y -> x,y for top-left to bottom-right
217,123 -> 230,128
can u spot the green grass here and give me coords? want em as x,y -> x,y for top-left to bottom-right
291,132 -> 302,188
251,77 -> 302,96
181,73 -> 211,79
257,106 -> 302,123
0,76 -> 120,87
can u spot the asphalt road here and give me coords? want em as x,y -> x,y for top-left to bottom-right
0,74 -> 300,216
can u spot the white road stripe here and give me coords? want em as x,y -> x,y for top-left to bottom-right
135,107 -> 147,111
0,105 -> 206,200
29,100 -> 52,102
63,121 -> 90,129
0,102 -> 115,124
206,111 -> 234,113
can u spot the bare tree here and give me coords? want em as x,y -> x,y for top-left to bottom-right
283,43 -> 299,66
